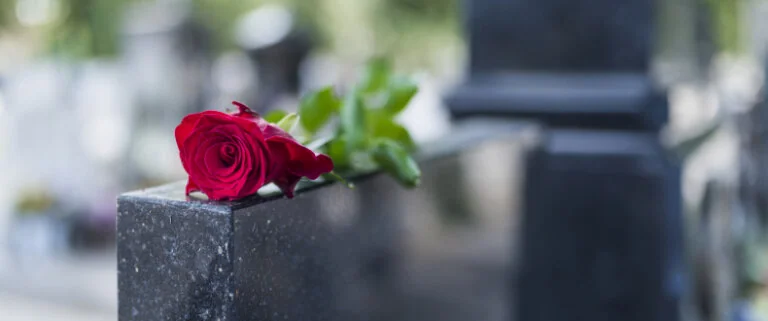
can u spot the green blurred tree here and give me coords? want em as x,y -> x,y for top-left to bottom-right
51,0 -> 128,57
0,1 -> 9,28
373,0 -> 460,67
706,0 -> 744,53
188,0 -> 265,52
0,0 -> 461,70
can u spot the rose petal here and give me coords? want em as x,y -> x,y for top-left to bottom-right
267,136 -> 334,178
221,144 -> 236,165
187,134 -> 241,198
266,140 -> 290,180
261,122 -> 292,140
184,133 -> 221,187
271,174 -> 302,198
175,113 -> 206,151
266,136 -> 334,197
231,101 -> 259,119
203,144 -> 227,174
175,106 -> 275,201
307,154 -> 334,179
185,179 -> 200,195
238,133 -> 270,197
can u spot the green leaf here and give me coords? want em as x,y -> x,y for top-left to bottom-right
372,139 -> 421,188
276,113 -> 299,133
340,93 -> 367,151
369,116 -> 416,151
299,87 -> 341,134
382,77 -> 418,115
349,151 -> 378,171
264,110 -> 288,124
359,57 -> 391,93
326,137 -> 349,169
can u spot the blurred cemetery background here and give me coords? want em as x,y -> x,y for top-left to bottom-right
0,0 -> 766,320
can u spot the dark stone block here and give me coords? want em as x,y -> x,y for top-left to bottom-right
118,122 -> 532,321
466,0 -> 654,73
447,73 -> 668,130
448,0 -> 664,130
517,129 -> 682,321
117,190 -> 236,321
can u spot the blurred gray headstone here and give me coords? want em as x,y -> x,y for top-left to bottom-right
518,130 -> 682,321
467,0 -> 652,73
449,0 -> 666,130
446,1 -> 683,321
120,2 -> 212,186
235,5 -> 312,111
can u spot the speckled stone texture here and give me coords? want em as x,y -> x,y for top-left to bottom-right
118,121 -> 534,321
118,187 -> 236,321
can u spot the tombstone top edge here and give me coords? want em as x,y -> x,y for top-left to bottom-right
117,120 -> 539,212
117,178 -> 314,213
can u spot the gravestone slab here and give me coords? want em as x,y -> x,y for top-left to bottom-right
117,121 -> 534,321
467,0 -> 654,73
449,0 -> 665,130
449,73 -> 667,130
518,129 -> 683,321
446,2 -> 682,320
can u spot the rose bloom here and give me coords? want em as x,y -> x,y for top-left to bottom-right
175,101 -> 333,200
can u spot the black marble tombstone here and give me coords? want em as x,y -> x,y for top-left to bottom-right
117,122 -> 533,321
447,0 -> 683,321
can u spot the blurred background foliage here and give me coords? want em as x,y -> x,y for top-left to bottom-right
0,0 -> 747,71
706,0 -> 743,52
0,0 -> 461,69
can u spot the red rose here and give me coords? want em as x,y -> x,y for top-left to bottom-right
175,101 -> 333,200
